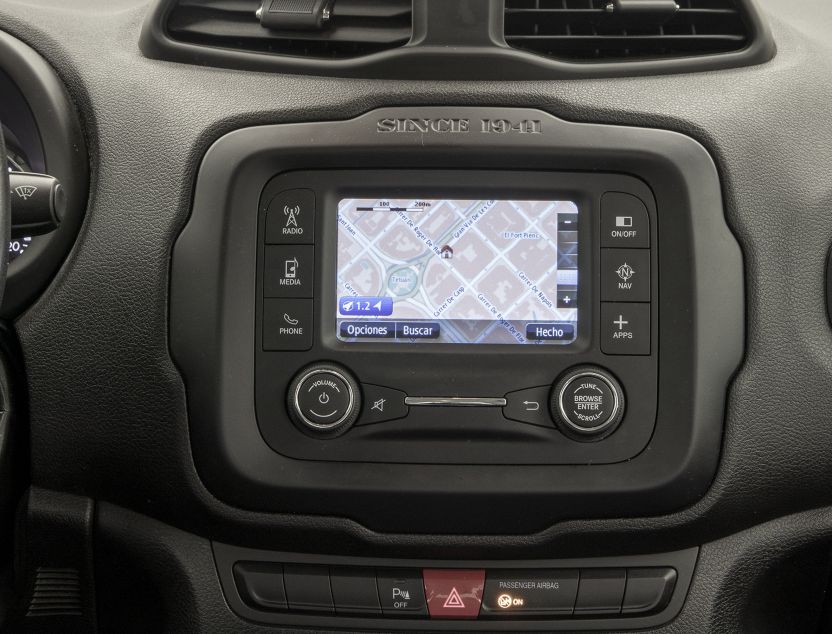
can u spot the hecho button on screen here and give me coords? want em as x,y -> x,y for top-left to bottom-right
481,570 -> 579,616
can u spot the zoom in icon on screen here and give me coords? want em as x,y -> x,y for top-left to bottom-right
335,198 -> 580,346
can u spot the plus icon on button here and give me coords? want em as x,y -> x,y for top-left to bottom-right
614,315 -> 629,330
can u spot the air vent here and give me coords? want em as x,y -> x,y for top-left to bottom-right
504,0 -> 751,61
166,0 -> 412,59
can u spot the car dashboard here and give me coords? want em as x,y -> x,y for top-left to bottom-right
0,0 -> 831,632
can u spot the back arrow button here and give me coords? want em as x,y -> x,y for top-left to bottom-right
504,386 -> 553,427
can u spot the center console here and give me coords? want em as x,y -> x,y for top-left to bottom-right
170,107 -> 742,537
256,169 -> 658,463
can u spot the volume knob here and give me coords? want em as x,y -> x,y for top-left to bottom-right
287,363 -> 361,437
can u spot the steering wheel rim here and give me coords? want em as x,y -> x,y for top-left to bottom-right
0,127 -> 8,306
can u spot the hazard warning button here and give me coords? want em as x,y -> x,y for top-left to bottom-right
422,569 -> 485,619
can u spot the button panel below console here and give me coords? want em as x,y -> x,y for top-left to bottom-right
230,562 -> 679,621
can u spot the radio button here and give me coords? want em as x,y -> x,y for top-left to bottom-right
602,249 -> 650,303
357,384 -> 408,426
601,192 -> 649,249
503,386 -> 554,427
265,189 -> 315,245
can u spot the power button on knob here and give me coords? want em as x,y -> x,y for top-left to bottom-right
552,366 -> 625,441
288,364 -> 361,436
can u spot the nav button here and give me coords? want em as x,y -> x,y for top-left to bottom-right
503,386 -> 553,427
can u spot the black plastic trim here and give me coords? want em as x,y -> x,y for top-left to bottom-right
140,0 -> 776,80
169,106 -> 744,534
0,31 -> 89,318
253,170 -> 659,466
213,542 -> 698,630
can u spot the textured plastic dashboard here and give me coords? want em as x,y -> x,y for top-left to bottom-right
1,0 -> 832,630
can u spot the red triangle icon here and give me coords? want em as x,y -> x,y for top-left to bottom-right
443,587 -> 465,609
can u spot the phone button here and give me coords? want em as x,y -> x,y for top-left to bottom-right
265,189 -> 315,245
263,298 -> 313,351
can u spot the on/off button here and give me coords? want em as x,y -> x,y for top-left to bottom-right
601,192 -> 650,249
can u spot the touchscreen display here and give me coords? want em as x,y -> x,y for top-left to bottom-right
336,198 -> 579,345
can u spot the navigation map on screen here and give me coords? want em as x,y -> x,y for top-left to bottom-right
336,198 -> 579,345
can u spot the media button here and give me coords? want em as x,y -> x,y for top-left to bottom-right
265,189 -> 315,245
396,322 -> 440,340
526,323 -> 575,342
264,245 -> 314,298
339,321 -> 395,339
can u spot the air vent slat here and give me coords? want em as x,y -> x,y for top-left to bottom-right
333,0 -> 411,19
166,0 -> 412,59
176,0 -> 259,15
170,18 -> 409,45
505,0 -> 750,61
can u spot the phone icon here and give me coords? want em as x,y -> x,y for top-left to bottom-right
283,313 -> 299,326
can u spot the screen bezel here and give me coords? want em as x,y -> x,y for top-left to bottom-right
319,173 -> 594,356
